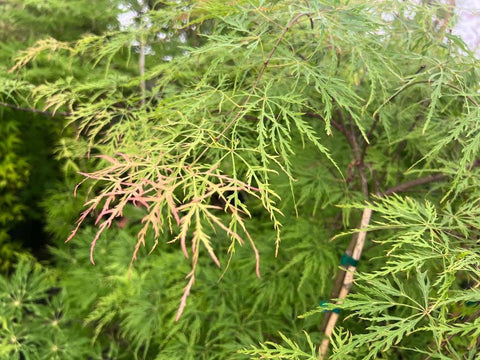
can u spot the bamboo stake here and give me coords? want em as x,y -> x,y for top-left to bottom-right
319,207 -> 372,359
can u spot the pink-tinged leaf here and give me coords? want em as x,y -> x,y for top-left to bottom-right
148,240 -> 159,255
177,209 -> 195,259
203,209 -> 244,245
66,226 -> 80,243
96,154 -> 119,164
77,171 -> 95,179
129,222 -> 149,273
145,209 -> 160,239
132,196 -> 150,208
175,271 -> 195,322
89,209 -> 117,264
165,192 -> 181,225
117,152 -> 131,163
73,177 -> 89,197
95,196 -> 115,225
95,209 -> 114,225
206,247 -> 220,267
89,226 -> 105,265
180,231 -> 188,259
142,178 -> 159,187
154,204 -> 163,227
66,205 -> 95,242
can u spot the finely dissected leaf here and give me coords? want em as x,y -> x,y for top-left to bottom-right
3,0 -> 480,358
240,331 -> 317,359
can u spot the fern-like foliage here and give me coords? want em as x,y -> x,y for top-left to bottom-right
2,0 -> 480,358
0,258 -> 101,360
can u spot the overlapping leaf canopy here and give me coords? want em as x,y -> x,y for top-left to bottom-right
2,0 -> 480,358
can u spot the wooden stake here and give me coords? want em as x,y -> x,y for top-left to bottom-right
319,207 -> 372,359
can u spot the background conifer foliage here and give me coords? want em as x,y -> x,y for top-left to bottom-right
1,0 -> 480,359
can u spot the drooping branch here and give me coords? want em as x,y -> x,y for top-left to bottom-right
0,100 -> 70,117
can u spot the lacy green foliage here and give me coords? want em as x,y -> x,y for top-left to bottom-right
40,164 -> 341,359
0,113 -> 29,271
4,0 -> 480,359
0,114 -> 28,226
0,0 -> 120,42
324,195 -> 480,359
7,0 -> 399,312
0,0 -> 123,273
240,331 -> 318,360
245,195 -> 480,359
0,258 -> 99,360
41,187 -> 340,359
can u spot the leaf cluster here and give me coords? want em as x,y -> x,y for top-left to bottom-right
2,0 -> 480,359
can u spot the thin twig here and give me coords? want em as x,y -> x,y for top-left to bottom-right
191,12 -> 313,166
361,79 -> 431,160
384,158 -> 480,196
139,34 -> 146,106
437,0 -> 456,37
384,173 -> 446,195
343,112 -> 369,197
304,112 -> 345,137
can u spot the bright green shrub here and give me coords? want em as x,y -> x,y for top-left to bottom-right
0,258 -> 101,360
2,0 -> 480,359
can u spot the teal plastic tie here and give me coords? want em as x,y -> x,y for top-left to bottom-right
341,253 -> 358,267
319,300 -> 340,314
